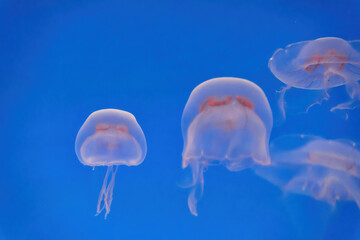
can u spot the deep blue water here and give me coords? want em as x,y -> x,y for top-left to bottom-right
1,0 -> 360,239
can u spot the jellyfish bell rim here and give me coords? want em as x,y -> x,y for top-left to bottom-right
182,149 -> 271,169
75,108 -> 147,167
79,158 -> 142,167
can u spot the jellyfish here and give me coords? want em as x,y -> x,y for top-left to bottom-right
181,77 -> 273,215
75,109 -> 147,218
255,135 -> 360,207
269,37 -> 360,118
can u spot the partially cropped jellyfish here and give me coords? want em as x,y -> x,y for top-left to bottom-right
75,109 -> 146,218
255,135 -> 360,207
181,77 -> 273,215
269,37 -> 360,118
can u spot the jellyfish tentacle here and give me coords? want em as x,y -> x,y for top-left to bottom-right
345,80 -> 360,100
277,85 -> 291,119
330,99 -> 357,112
96,166 -> 111,215
178,158 -> 200,189
305,94 -> 327,113
330,80 -> 360,113
96,165 -> 119,219
305,73 -> 333,113
104,166 -> 119,219
189,158 -> 200,187
187,160 -> 205,216
322,73 -> 331,100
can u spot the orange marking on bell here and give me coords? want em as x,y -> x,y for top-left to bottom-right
115,125 -> 128,133
199,98 -> 210,112
313,55 -> 321,62
304,50 -> 348,72
199,96 -> 232,111
327,50 -> 348,63
236,96 -> 254,109
96,123 -> 111,131
339,63 -> 345,70
208,96 -> 232,107
305,64 -> 320,72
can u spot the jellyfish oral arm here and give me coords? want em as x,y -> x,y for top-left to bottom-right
304,72 -> 334,113
330,81 -> 360,112
186,159 -> 205,216
96,165 -> 119,219
330,100 -> 357,113
345,80 -> 360,100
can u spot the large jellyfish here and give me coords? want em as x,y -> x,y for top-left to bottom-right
269,37 -> 360,118
75,109 -> 147,218
181,77 -> 273,215
255,135 -> 360,207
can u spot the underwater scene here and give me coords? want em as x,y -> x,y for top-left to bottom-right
1,0 -> 360,239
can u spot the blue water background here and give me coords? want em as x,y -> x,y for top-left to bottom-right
1,0 -> 360,239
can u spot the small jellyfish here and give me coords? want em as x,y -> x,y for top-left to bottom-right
255,135 -> 360,207
269,37 -> 360,118
75,109 -> 147,218
181,77 -> 273,215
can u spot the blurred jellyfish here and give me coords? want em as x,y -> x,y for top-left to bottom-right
181,77 -> 273,215
269,37 -> 360,118
75,109 -> 147,218
255,135 -> 360,207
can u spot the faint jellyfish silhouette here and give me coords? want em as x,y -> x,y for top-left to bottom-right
75,109 -> 147,218
269,37 -> 360,118
255,135 -> 360,207
181,77 -> 273,215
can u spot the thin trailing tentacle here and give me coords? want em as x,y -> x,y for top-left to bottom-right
178,158 -> 201,189
96,165 -> 119,219
345,80 -> 360,100
103,166 -> 118,219
189,159 -> 200,187
330,99 -> 357,112
305,72 -> 332,113
187,161 -> 205,216
322,71 -> 332,100
305,91 -> 329,113
330,80 -> 360,113
96,166 -> 112,215
277,85 -> 291,120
